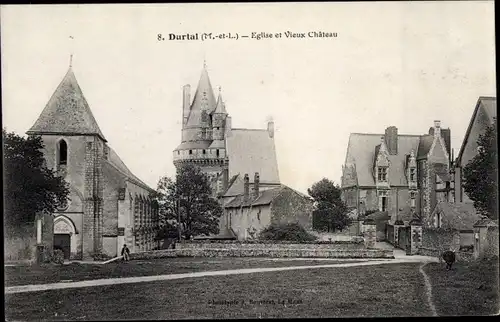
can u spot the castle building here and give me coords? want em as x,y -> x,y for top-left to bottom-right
454,96 -> 497,204
27,63 -> 159,260
341,121 -> 454,228
173,64 -> 312,239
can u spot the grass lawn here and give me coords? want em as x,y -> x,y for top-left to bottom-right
5,262 -> 430,320
424,258 -> 499,316
4,257 -> 363,287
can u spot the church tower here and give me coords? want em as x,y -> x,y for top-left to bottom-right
173,63 -> 229,192
27,62 -> 107,259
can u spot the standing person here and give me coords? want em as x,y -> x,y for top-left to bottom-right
121,244 -> 130,261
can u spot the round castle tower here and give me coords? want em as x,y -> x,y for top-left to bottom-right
173,64 -> 230,187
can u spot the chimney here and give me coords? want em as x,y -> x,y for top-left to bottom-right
182,85 -> 191,127
222,168 -> 229,192
243,174 -> 249,200
267,121 -> 274,138
384,126 -> 398,155
253,172 -> 260,198
225,116 -> 232,138
433,120 -> 441,136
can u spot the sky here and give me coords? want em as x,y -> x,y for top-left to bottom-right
1,2 -> 496,194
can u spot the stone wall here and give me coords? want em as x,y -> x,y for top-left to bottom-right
270,188 -> 313,231
176,241 -> 365,250
485,226 -> 499,258
418,247 -> 474,262
130,247 -> 394,259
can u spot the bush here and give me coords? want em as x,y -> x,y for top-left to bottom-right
258,222 -> 317,242
52,249 -> 64,265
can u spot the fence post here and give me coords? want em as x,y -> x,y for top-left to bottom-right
409,218 -> 423,255
363,219 -> 376,249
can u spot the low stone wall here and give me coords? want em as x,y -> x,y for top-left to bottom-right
129,248 -> 394,260
176,242 -> 365,251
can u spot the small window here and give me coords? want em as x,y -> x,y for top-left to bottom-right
216,149 -> 220,157
378,167 -> 387,182
203,149 -> 206,154
410,168 -> 416,182
177,151 -> 180,155
58,140 -> 68,165
216,127 -> 220,130
189,150 -> 192,155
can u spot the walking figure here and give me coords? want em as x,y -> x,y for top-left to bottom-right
121,244 -> 130,261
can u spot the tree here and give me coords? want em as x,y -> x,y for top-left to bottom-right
463,119 -> 498,219
3,129 -> 69,232
155,164 -> 222,239
307,178 -> 352,232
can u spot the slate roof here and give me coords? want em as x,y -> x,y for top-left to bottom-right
185,66 -> 217,128
175,140 -> 213,150
224,185 -> 307,209
433,202 -> 480,231
345,133 -> 421,186
456,97 -> 497,165
417,135 -> 434,159
226,128 -> 280,185
106,147 -> 153,191
213,91 -> 226,114
27,67 -> 106,141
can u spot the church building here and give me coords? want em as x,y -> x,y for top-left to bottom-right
173,64 -> 312,239
27,63 -> 160,260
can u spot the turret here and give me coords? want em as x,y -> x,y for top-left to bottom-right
212,88 -> 227,140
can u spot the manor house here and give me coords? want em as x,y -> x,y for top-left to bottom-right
341,121 -> 454,227
27,63 -> 160,260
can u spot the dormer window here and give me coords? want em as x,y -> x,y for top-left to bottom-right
203,149 -> 206,154
216,149 -> 220,157
409,168 -> 416,182
377,167 -> 387,182
58,139 -> 68,165
189,150 -> 192,155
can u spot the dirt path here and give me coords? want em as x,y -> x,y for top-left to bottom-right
419,262 -> 438,316
5,258 -> 435,295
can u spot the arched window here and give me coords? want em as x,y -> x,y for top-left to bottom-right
58,140 -> 68,165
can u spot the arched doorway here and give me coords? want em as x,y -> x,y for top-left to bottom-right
54,216 -> 77,260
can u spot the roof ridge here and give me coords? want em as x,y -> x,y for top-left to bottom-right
350,132 -> 423,137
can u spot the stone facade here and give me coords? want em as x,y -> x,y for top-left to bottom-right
223,176 -> 313,240
454,97 -> 496,204
26,65 -> 160,260
341,121 -> 453,226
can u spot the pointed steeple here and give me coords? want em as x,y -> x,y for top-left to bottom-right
27,66 -> 107,142
185,62 -> 217,127
214,87 -> 227,114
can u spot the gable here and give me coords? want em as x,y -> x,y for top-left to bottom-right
457,97 -> 497,167
27,67 -> 106,141
428,134 -> 449,165
345,133 -> 420,186
226,129 -> 280,184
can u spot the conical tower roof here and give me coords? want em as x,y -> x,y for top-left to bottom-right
27,66 -> 106,141
213,89 -> 227,114
185,64 -> 217,127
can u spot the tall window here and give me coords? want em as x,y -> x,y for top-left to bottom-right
377,167 -> 387,182
410,191 -> 416,208
409,168 -> 416,182
58,140 -> 68,165
216,149 -> 220,157
378,190 -> 388,212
